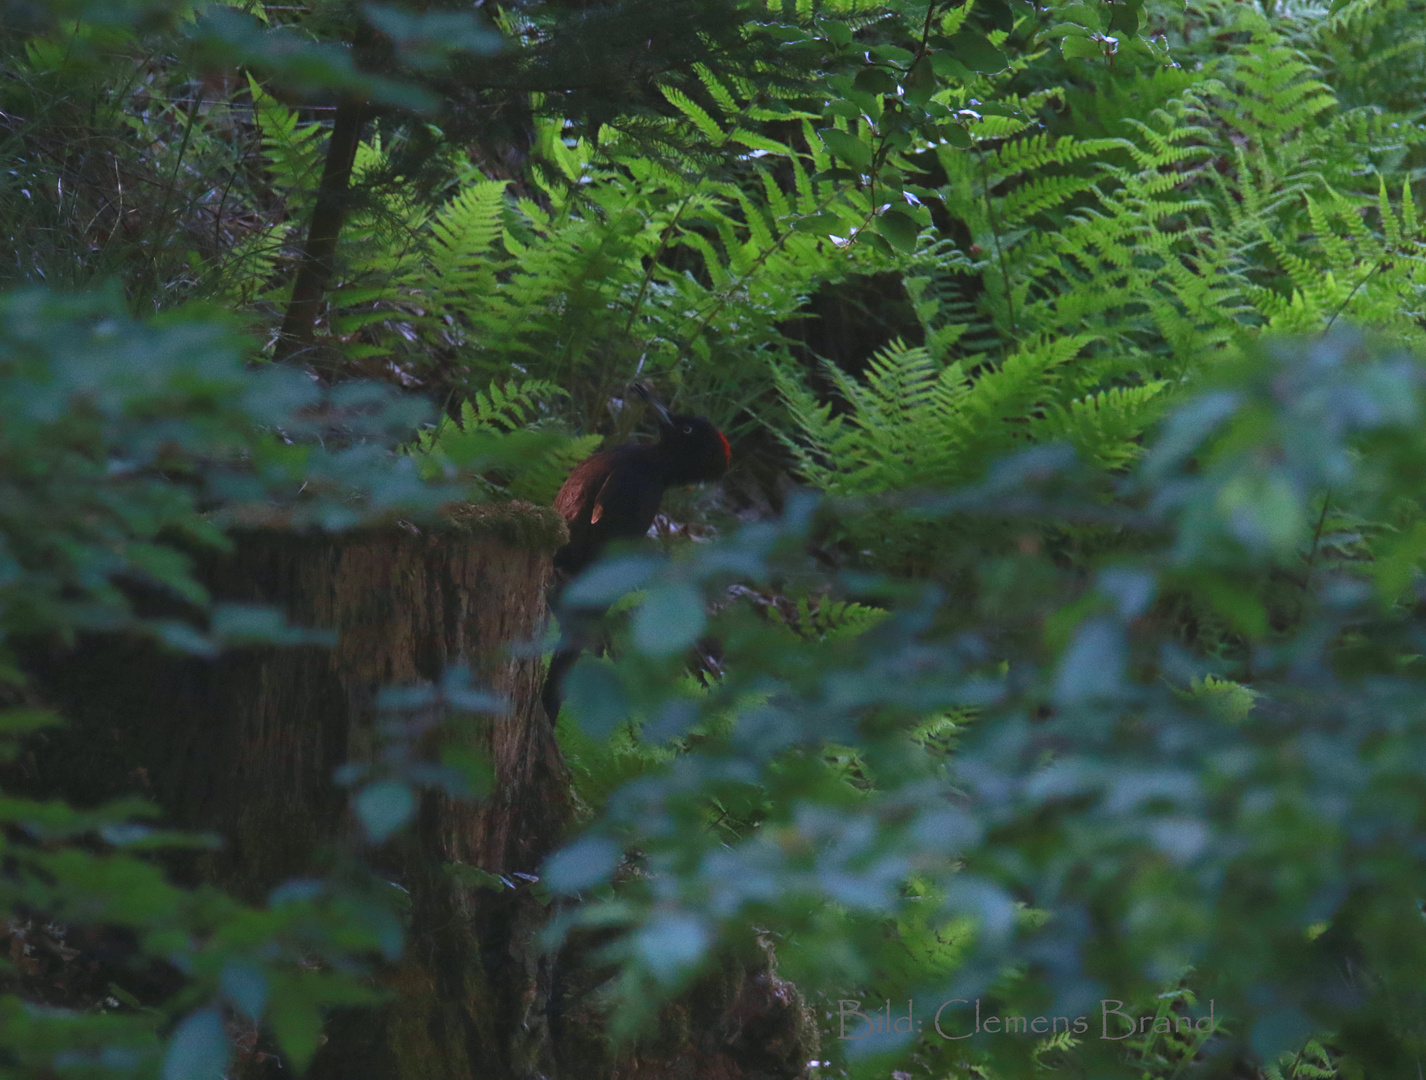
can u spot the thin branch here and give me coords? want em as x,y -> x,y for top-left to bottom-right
1323,257 -> 1387,333
680,188 -> 848,345
975,140 -> 1016,338
914,0 -> 939,64
152,85 -> 204,254
274,97 -> 369,362
624,151 -> 722,334
1301,489 -> 1332,593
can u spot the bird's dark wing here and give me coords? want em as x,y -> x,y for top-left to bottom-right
586,461 -> 666,543
554,451 -> 614,524
545,448 -> 667,722
552,445 -> 666,577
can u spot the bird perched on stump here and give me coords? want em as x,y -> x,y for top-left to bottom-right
542,384 -> 731,722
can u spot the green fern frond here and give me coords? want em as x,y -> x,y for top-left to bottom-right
247,75 -> 324,220
1033,382 -> 1170,471
663,85 -> 725,142
509,433 -> 603,504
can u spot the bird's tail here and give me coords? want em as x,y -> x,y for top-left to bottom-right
541,595 -> 608,725
541,646 -> 581,725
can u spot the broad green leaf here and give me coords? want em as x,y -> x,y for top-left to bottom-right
635,912 -> 710,985
792,212 -> 843,233
1251,1008 -> 1314,1061
362,3 -> 502,68
858,230 -> 895,256
162,1008 -> 229,1080
946,32 -> 1006,73
943,126 -> 973,148
271,993 -> 323,1071
566,659 -> 630,738
1061,35 -> 1104,61
1107,0 -> 1142,35
903,56 -> 936,107
221,962 -> 268,1022
564,556 -> 658,607
853,66 -> 897,94
930,51 -> 971,79
1054,618 -> 1126,704
870,43 -> 915,65
818,128 -> 873,171
353,781 -> 416,843
545,835 -> 622,893
633,583 -> 706,657
876,210 -> 921,253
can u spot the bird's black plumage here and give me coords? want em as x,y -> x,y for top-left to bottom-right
542,386 -> 730,722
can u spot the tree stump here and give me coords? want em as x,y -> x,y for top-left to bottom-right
24,503 -> 572,1079
21,502 -> 818,1080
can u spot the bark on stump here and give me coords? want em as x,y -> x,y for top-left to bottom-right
24,504 -> 570,1079
22,502 -> 819,1080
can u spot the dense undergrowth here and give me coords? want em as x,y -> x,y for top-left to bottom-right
2,0 -> 1426,1077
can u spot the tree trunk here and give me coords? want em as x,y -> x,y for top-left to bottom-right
24,504 -> 572,1077
20,503 -> 818,1080
273,22 -> 381,365
273,95 -> 367,364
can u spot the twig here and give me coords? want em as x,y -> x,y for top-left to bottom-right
975,139 -> 1016,337
914,0 -> 939,64
1301,489 -> 1332,594
680,188 -> 848,344
1323,257 -> 1386,333
152,85 -> 204,253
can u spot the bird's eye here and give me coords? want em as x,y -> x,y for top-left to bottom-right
681,423 -> 693,434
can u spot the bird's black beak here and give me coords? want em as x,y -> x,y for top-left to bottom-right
630,382 -> 674,427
